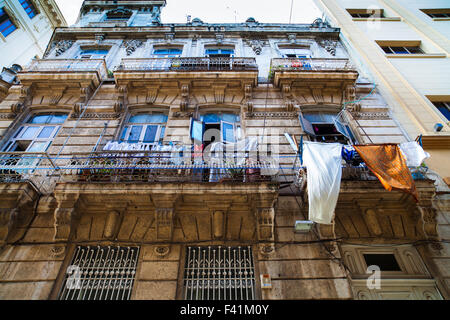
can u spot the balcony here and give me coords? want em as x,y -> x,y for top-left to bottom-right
270,58 -> 358,87
17,59 -> 108,89
114,57 -> 259,89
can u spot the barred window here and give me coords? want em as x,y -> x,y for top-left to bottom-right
59,246 -> 140,300
183,246 -> 256,300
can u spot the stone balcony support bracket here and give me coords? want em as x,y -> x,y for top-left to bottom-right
53,194 -> 81,242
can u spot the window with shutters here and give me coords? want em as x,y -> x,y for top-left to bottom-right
299,112 -> 355,144
183,246 -> 256,300
190,113 -> 241,147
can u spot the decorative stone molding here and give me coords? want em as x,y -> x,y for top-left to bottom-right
0,209 -> 19,245
155,208 -> 175,241
180,83 -> 190,112
215,33 -> 225,44
114,102 -> 123,113
0,113 -> 16,119
104,210 -> 122,239
154,245 -> 171,257
10,103 -> 24,115
165,33 -> 175,42
287,33 -> 297,44
245,39 -> 267,55
121,39 -> 144,56
319,39 -> 338,56
245,111 -> 298,119
146,86 -> 159,104
70,112 -> 121,120
46,40 -> 74,58
53,194 -> 80,242
352,112 -> 391,120
213,85 -> 226,104
255,207 -> 275,241
172,111 -> 193,118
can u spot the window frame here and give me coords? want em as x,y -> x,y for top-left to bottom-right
1,113 -> 67,153
432,101 -> 450,121
120,113 -> 168,145
151,48 -> 183,58
77,48 -> 110,60
299,112 -> 354,144
381,46 -> 424,55
19,0 -> 38,19
0,7 -> 18,37
204,47 -> 235,58
192,113 -> 242,144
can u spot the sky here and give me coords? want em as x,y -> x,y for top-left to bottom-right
55,0 -> 323,26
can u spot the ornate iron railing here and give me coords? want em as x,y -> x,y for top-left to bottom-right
59,150 -> 279,183
23,59 -> 108,80
271,58 -> 355,72
115,57 -> 258,72
0,152 -> 59,194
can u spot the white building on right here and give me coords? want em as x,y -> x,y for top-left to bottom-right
313,0 -> 450,184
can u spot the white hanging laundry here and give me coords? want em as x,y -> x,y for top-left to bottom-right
303,141 -> 343,225
399,141 -> 430,167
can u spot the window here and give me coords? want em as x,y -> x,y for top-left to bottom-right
0,8 -> 17,37
78,49 -> 109,59
183,246 -> 256,300
191,113 -> 241,146
105,8 -> 132,21
432,102 -> 450,121
279,47 -> 312,59
58,246 -> 140,300
152,48 -> 182,58
347,9 -> 384,18
120,113 -> 168,145
363,254 -> 402,271
205,48 -> 235,57
381,46 -> 424,54
2,113 -> 67,153
19,0 -> 37,19
299,112 -> 355,144
420,9 -> 450,19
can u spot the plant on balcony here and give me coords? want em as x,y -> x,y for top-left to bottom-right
225,160 -> 244,182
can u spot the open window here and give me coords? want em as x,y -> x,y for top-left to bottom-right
2,113 -> 67,153
190,113 -> 241,147
120,113 -> 168,146
299,112 -> 354,144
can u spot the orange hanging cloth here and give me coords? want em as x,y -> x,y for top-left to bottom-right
353,144 -> 419,202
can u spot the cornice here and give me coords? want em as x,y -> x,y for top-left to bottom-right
38,0 -> 67,28
420,134 -> 450,149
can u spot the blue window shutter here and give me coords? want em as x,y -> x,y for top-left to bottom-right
299,113 -> 315,136
190,118 -> 204,142
221,121 -> 235,143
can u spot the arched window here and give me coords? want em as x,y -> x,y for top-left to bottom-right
120,113 -> 168,145
2,113 -> 67,152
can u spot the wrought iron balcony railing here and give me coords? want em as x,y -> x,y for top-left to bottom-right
22,59 -> 109,80
270,58 -> 356,72
115,57 -> 258,72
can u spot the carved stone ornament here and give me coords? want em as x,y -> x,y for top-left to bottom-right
121,39 -> 144,56
319,39 -> 338,56
245,39 -> 267,55
154,245 -> 171,257
10,103 -> 24,114
46,40 -> 74,57
255,208 -> 275,240
259,243 -> 275,256
155,208 -> 174,241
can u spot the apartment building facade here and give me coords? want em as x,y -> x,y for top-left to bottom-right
0,0 -> 66,102
0,0 -> 447,300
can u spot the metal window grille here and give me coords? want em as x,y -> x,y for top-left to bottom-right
183,246 -> 256,300
59,246 -> 140,300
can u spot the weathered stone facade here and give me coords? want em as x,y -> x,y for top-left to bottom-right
0,0 -> 448,300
